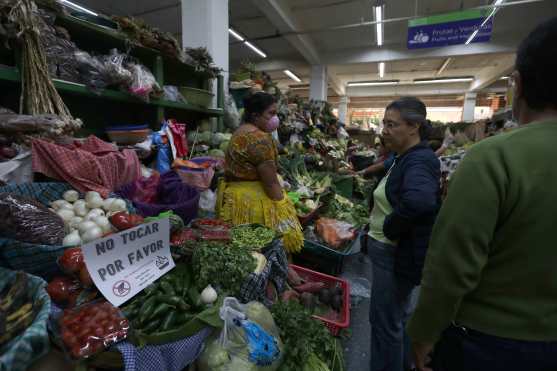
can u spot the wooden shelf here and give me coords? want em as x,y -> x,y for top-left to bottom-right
0,66 -> 223,117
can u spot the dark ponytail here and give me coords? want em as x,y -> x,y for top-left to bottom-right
386,96 -> 431,140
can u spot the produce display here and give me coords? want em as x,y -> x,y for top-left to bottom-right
322,194 -> 369,229
121,265 -> 212,336
0,272 -> 42,346
192,242 -> 261,296
271,300 -> 345,371
50,190 -> 129,246
58,301 -> 129,358
231,224 -> 276,251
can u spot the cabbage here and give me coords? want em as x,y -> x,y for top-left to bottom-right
219,140 -> 230,151
209,149 -> 225,158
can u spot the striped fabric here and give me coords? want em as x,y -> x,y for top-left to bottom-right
0,268 -> 51,371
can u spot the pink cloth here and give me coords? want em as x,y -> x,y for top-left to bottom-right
32,136 -> 141,197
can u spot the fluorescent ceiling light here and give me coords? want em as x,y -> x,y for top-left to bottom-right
499,76 -> 510,80
284,70 -> 301,83
374,5 -> 384,46
414,77 -> 474,84
228,28 -> 245,42
244,41 -> 267,58
465,0 -> 504,45
378,62 -> 385,78
59,0 -> 98,16
348,80 -> 399,87
437,58 -> 452,76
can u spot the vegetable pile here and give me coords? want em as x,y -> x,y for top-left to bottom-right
58,301 -> 129,358
322,194 -> 368,229
231,224 -> 276,251
271,300 -> 345,371
121,265 -> 215,336
192,242 -> 261,296
0,272 -> 42,347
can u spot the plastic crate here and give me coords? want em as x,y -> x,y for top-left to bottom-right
295,233 -> 362,275
290,264 -> 350,336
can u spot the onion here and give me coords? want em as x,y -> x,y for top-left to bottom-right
85,209 -> 104,221
87,196 -> 104,209
108,199 -> 127,212
63,190 -> 79,203
63,230 -> 82,247
85,191 -> 101,203
74,202 -> 88,217
69,216 -> 84,230
78,220 -> 97,235
51,200 -> 72,210
82,226 -> 103,243
102,198 -> 116,211
57,209 -> 75,222
93,216 -> 111,233
200,285 -> 218,305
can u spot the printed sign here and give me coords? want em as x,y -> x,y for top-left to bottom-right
81,218 -> 175,306
407,9 -> 493,49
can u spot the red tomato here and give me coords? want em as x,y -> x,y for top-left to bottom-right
47,276 -> 80,303
93,326 -> 105,338
109,212 -> 141,231
71,345 -> 83,358
59,248 -> 84,274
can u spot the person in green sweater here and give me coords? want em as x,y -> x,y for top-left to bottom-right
408,17 -> 557,371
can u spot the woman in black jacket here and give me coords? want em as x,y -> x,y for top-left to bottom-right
368,97 -> 440,371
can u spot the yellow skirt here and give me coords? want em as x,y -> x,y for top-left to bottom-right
216,180 -> 304,253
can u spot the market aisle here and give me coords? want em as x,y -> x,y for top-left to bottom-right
342,253 -> 373,371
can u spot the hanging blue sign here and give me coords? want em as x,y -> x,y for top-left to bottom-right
408,9 -> 493,49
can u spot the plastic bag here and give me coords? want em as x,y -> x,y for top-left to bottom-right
199,189 -> 217,212
128,63 -> 161,102
124,172 -> 160,204
163,85 -> 186,102
0,193 -> 65,245
198,297 -> 283,371
224,93 -> 241,130
57,300 -> 129,359
315,218 -> 357,249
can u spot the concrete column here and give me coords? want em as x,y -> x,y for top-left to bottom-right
181,0 -> 229,96
309,65 -> 328,101
462,92 -> 477,122
338,96 -> 349,124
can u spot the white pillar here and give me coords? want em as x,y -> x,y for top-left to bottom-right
181,0 -> 229,95
309,65 -> 328,101
462,92 -> 477,122
338,96 -> 349,124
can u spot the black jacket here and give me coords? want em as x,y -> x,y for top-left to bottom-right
384,141 -> 441,284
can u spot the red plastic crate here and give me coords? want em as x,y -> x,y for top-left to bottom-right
290,264 -> 350,336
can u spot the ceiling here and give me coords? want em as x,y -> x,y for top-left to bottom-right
71,0 -> 555,109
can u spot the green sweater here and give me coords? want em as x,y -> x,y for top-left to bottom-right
407,120 -> 557,343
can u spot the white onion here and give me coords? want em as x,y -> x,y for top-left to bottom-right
51,200 -> 72,210
102,198 -> 116,211
85,191 -> 101,203
74,202 -> 88,217
93,216 -> 111,233
82,226 -> 103,243
201,285 -> 218,305
63,230 -> 82,246
57,209 -> 75,222
108,199 -> 127,212
85,209 -> 104,221
69,216 -> 84,229
78,220 -> 97,234
63,190 -> 79,203
87,197 -> 104,209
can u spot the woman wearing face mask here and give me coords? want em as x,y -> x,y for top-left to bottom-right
368,97 -> 441,371
217,92 -> 303,253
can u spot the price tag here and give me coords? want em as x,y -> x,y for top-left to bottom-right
81,218 -> 175,306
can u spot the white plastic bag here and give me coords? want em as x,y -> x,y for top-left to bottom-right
199,189 -> 217,212
198,297 -> 283,371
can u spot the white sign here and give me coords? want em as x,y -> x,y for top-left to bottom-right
81,218 -> 175,307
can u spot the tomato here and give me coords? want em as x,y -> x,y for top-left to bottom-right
93,326 -> 105,338
59,248 -> 84,274
47,276 -> 80,304
78,267 -> 94,287
71,345 -> 83,358
109,212 -> 143,231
